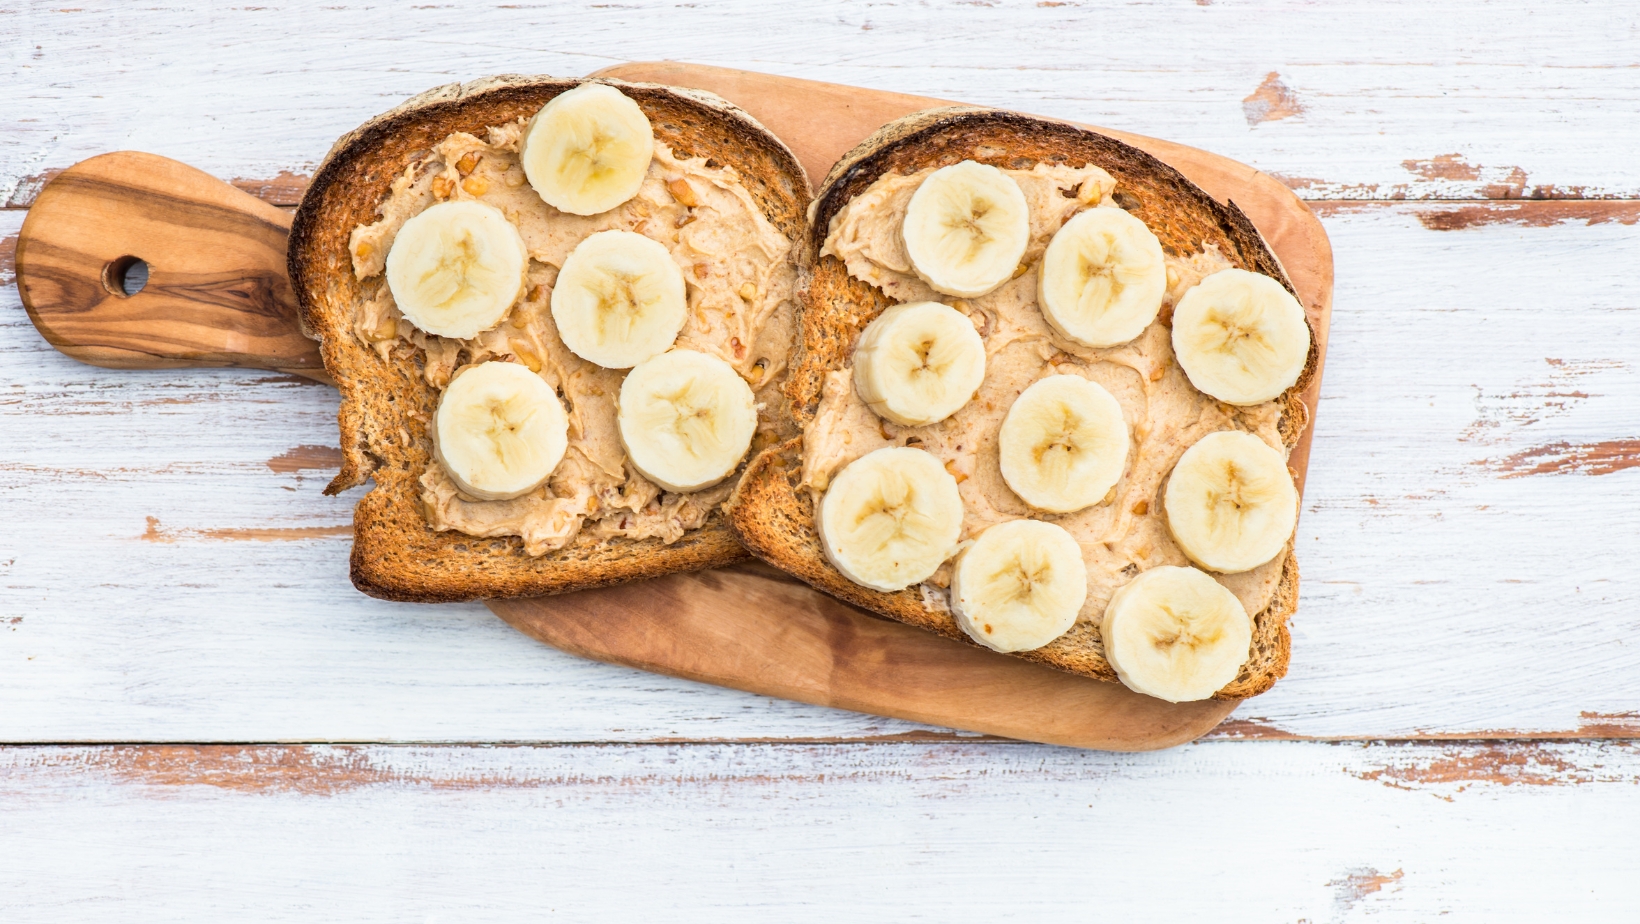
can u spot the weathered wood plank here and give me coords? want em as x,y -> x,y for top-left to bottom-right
1,740 -> 1637,920
4,201 -> 1638,742
5,1 -> 1640,206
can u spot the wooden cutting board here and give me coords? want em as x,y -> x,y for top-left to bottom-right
13,64 -> 1332,751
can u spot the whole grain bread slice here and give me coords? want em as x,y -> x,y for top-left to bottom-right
289,75 -> 809,602
723,107 -> 1317,699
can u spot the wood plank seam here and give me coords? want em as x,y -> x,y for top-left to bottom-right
3,727 -> 1638,747
12,188 -> 1639,211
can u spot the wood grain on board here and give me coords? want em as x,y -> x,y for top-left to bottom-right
493,561 -> 1229,751
14,154 -> 325,378
10,66 -> 1333,749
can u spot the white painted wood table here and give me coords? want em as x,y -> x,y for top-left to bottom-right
3,2 -> 1638,920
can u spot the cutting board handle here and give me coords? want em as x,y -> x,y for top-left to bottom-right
13,151 -> 326,378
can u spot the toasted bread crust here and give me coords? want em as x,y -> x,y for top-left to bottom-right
726,108 -> 1313,699
289,75 -> 809,602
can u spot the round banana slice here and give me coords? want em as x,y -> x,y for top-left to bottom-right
950,519 -> 1088,653
901,160 -> 1030,299
853,301 -> 986,427
1164,430 -> 1298,574
617,349 -> 758,493
385,200 -> 528,340
818,447 -> 964,592
520,82 -> 655,216
1171,268 -> 1310,405
433,361 -> 569,501
1102,565 -> 1252,703
1037,206 -> 1166,348
551,229 -> 688,369
998,374 -> 1130,513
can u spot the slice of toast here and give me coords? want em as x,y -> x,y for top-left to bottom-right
724,107 -> 1317,699
289,75 -> 809,602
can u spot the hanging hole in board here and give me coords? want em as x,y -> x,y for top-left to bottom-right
102,255 -> 149,298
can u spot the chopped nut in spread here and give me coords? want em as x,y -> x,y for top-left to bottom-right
349,119 -> 797,555
804,163 -> 1288,622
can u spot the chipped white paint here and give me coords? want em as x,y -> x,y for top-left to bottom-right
5,1 -> 1640,204
1,741 -> 1638,921
1250,201 -> 1640,737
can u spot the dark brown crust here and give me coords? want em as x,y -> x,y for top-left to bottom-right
725,107 -> 1313,699
288,75 -> 810,602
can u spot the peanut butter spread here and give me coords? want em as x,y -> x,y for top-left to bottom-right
806,163 -> 1288,622
349,119 -> 797,555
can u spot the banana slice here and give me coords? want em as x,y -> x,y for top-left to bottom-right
853,301 -> 986,427
1164,430 -> 1298,574
433,361 -> 569,501
998,374 -> 1130,513
818,447 -> 964,592
1171,268 -> 1310,405
520,82 -> 655,216
901,160 -> 1030,298
1101,565 -> 1252,702
617,349 -> 758,493
551,229 -> 688,369
385,200 -> 528,339
1037,206 -> 1166,348
950,519 -> 1088,653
